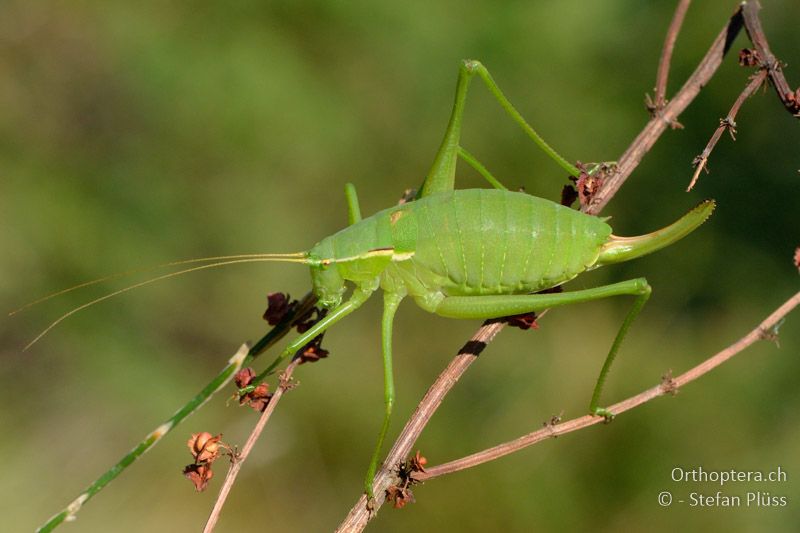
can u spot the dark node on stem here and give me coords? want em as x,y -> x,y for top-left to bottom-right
661,370 -> 679,396
759,319 -> 783,346
388,451 -> 426,510
396,451 -> 427,481
738,48 -> 761,67
457,339 -> 488,357
278,369 -> 299,391
719,117 -> 738,140
645,93 -> 684,129
573,162 -> 606,208
543,412 -> 563,438
543,412 -> 563,428
692,154 -> 710,174
644,92 -> 664,116
786,89 -> 800,116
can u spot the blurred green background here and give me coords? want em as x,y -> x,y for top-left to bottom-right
2,1 -> 798,532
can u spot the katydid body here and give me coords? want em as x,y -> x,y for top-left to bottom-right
309,188 -> 711,312
310,189 -> 612,309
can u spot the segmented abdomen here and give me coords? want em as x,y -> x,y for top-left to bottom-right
409,189 -> 611,296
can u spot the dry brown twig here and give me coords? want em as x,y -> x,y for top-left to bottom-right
687,1 -> 800,191
742,1 -> 800,115
203,360 -> 300,533
646,0 -> 692,120
586,3 -> 743,213
203,2 -> 797,531
687,68 -> 768,191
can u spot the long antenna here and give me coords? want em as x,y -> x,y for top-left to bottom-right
22,254 -> 309,351
9,253 -> 307,316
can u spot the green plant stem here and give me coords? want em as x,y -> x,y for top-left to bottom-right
36,292 -> 317,533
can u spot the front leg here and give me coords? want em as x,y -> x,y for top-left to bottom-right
255,285 -> 375,380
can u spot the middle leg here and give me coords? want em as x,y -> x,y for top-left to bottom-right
420,59 -> 581,198
364,290 -> 405,499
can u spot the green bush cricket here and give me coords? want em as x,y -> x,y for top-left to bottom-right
249,60 -> 714,497
28,59 -> 714,526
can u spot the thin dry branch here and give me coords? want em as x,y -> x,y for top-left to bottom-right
648,0 -> 692,115
686,1 -> 800,191
335,321 -> 506,532
742,1 -> 800,116
415,290 -> 800,480
203,360 -> 300,533
687,68 -> 768,191
587,4 -> 744,214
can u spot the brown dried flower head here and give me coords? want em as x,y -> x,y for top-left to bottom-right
183,462 -> 214,492
575,170 -> 604,207
262,292 -> 332,360
234,367 -> 256,389
184,432 -> 231,492
233,367 -> 274,411
298,335 -> 330,364
386,485 -> 415,509
410,450 -> 427,473
187,432 -> 222,464
244,382 -> 273,411
263,292 -> 295,325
